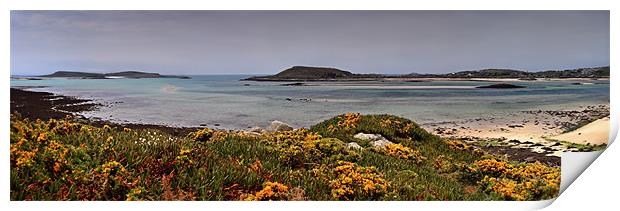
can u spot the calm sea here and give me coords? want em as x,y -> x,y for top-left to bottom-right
10,75 -> 610,129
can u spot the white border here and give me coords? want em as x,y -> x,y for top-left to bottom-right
2,1 -> 617,210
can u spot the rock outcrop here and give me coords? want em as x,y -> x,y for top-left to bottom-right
266,120 -> 293,132
353,133 -> 394,148
347,142 -> 363,150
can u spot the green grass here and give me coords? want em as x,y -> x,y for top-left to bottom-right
561,114 -> 608,133
10,113 -> 559,201
544,138 -> 607,152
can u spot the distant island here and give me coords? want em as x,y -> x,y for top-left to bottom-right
243,66 -> 382,81
244,66 -> 610,81
411,66 -> 610,79
39,71 -> 191,79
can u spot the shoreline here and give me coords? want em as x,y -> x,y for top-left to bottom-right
9,87 -> 574,166
422,105 -> 609,157
549,116 -> 610,145
10,88 -> 200,136
244,77 -> 609,83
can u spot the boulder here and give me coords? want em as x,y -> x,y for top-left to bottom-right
242,131 -> 262,137
371,139 -> 394,148
248,126 -> 263,133
267,120 -> 293,132
353,133 -> 385,141
354,133 -> 394,148
347,142 -> 363,150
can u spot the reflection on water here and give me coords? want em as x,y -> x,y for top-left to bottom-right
11,75 -> 610,129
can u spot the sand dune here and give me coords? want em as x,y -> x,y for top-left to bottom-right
550,116 -> 609,145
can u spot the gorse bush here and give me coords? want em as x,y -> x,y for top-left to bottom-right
262,129 -> 359,167
187,128 -> 213,142
327,113 -> 362,132
311,114 -> 436,146
464,159 -> 560,200
329,161 -> 390,200
372,143 -> 426,163
10,113 -> 560,201
241,181 -> 292,201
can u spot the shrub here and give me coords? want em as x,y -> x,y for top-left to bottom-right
241,181 -> 293,201
445,140 -> 485,156
329,161 -> 389,200
126,187 -> 146,201
9,113 -> 560,201
311,114 -> 437,146
263,129 -> 358,167
187,128 -> 214,142
464,159 -> 560,200
373,143 -> 426,164
327,113 -> 361,132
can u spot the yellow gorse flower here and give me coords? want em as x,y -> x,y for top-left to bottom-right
243,182 -> 291,201
99,161 -> 127,176
126,187 -> 145,201
180,148 -> 191,155
373,143 -> 426,163
209,130 -> 259,142
468,159 -> 560,200
175,148 -> 194,166
187,128 -> 214,142
328,113 -> 361,132
37,132 -> 47,142
329,161 -> 389,200
15,150 -> 36,168
445,140 -> 473,151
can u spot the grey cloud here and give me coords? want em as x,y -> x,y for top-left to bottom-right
11,11 -> 610,75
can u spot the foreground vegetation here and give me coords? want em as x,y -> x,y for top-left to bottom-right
10,113 -> 560,201
544,138 -> 608,152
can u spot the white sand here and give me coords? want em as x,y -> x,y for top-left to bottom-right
319,85 -> 477,89
550,116 -> 609,145
381,77 -> 608,82
421,105 -> 609,156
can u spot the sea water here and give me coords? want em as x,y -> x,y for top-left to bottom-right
10,75 -> 610,130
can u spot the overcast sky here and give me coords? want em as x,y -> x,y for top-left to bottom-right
11,11 -> 609,75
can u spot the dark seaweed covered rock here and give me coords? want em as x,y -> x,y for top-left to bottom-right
476,83 -> 526,89
280,82 -> 306,86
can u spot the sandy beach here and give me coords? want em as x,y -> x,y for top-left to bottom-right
422,105 -> 609,157
317,85 -> 477,89
381,77 -> 609,83
550,116 -> 610,145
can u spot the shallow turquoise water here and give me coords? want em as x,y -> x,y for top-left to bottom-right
11,75 -> 610,129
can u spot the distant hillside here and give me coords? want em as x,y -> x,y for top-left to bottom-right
41,71 -> 190,79
245,66 -> 609,81
405,66 -> 610,79
106,71 -> 162,78
530,66 -> 609,78
444,69 -> 529,78
275,66 -> 354,78
244,66 -> 380,81
42,71 -> 106,79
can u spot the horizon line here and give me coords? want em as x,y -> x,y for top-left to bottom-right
10,65 -> 610,77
